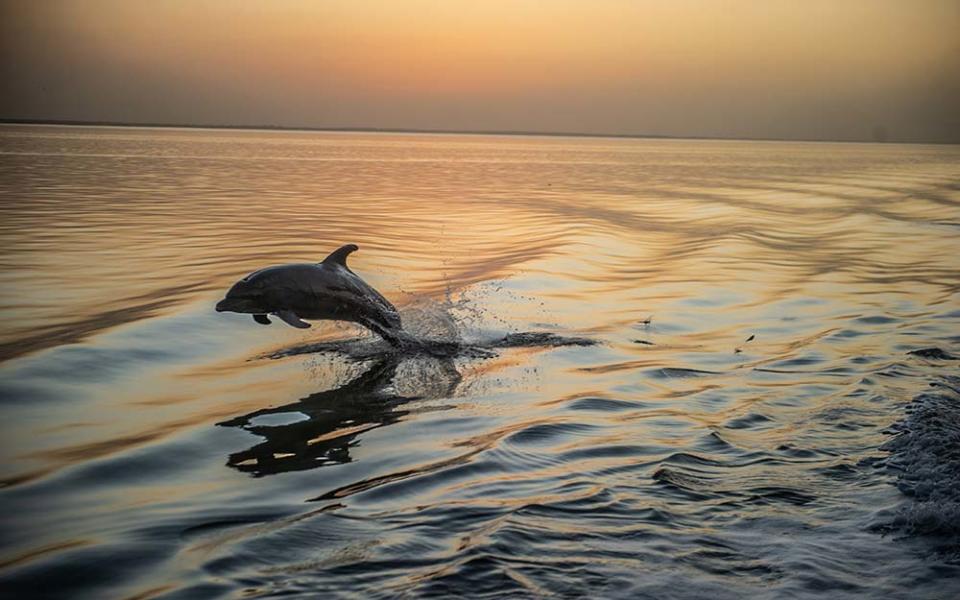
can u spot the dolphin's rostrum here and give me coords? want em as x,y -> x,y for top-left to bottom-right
215,244 -> 410,346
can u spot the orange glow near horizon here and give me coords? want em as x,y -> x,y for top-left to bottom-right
2,0 -> 959,141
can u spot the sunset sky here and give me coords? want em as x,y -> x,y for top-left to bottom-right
2,0 -> 959,142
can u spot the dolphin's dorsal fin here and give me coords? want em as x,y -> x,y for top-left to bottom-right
322,244 -> 359,268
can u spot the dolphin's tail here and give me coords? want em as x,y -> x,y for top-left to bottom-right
359,316 -> 417,348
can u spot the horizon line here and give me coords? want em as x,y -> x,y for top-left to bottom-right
1,118 -> 954,146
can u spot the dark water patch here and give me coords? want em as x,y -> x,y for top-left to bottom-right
874,364 -> 925,379
832,328 -> 869,339
653,465 -> 818,508
0,539 -> 91,571
645,367 -> 723,379
725,413 -> 774,430
743,487 -> 818,506
356,459 -> 509,505
814,462 -> 861,481
506,422 -> 598,446
765,353 -> 827,368
411,555 -> 549,599
153,582 -> 233,599
679,545 -> 783,580
5,424 -> 200,489
752,367 -> 851,377
907,347 -> 958,360
813,405 -> 885,434
660,452 -> 724,468
178,512 -> 297,541
0,380 -> 65,405
514,487 -> 624,518
0,542 -> 170,600
854,315 -> 899,325
560,444 -> 662,462
651,468 -> 721,500
309,446 -> 485,502
775,444 -> 821,459
695,431 -> 740,453
566,397 -> 640,412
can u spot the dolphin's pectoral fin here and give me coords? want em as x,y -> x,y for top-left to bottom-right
253,314 -> 272,325
275,310 -> 311,329
321,244 -> 359,268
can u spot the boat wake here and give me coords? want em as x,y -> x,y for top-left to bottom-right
880,374 -> 960,557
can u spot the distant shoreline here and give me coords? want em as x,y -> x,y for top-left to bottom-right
0,118 -> 953,145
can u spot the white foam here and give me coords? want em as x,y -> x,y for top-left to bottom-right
881,375 -> 960,546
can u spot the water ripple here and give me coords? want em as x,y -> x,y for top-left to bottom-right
1,126 -> 959,599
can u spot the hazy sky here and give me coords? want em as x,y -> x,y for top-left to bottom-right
2,0 -> 959,142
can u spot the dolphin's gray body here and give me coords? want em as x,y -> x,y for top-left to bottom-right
215,244 -> 409,346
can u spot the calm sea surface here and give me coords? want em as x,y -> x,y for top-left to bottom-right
1,125 -> 959,599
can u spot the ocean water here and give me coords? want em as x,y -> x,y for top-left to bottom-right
1,125 -> 959,599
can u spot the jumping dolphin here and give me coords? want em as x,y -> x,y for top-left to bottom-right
215,244 -> 410,346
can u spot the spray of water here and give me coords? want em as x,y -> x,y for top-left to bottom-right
268,284 -> 594,363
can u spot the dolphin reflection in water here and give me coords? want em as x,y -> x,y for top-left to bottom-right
215,244 -> 414,346
218,355 -> 460,476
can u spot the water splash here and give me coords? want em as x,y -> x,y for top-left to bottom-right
267,294 -> 596,362
879,374 -> 960,556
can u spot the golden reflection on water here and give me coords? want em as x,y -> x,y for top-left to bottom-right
2,128 -> 956,360
1,125 -> 959,598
